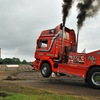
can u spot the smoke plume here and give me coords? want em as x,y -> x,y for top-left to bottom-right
62,0 -> 74,26
77,0 -> 100,31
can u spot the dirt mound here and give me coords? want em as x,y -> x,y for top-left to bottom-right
5,76 -> 23,80
0,64 -> 33,71
0,92 -> 11,97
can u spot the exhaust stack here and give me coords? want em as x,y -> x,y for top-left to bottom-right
76,28 -> 79,52
54,0 -> 73,62
54,26 -> 65,62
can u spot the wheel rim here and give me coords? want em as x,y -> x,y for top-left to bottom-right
42,66 -> 47,75
91,72 -> 100,86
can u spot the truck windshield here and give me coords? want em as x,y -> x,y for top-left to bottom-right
38,40 -> 48,48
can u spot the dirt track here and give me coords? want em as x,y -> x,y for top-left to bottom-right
0,70 -> 100,100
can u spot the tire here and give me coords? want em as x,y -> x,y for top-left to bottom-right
41,63 -> 52,78
87,67 -> 100,89
59,73 -> 66,76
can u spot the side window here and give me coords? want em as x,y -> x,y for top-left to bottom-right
38,40 -> 48,48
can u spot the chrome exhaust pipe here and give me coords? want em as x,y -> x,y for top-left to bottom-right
54,26 -> 65,62
76,28 -> 79,52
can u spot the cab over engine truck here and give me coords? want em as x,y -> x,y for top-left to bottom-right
34,24 -> 100,89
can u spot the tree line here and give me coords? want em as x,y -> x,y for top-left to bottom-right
0,57 -> 28,64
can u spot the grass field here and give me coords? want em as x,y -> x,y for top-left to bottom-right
0,82 -> 89,100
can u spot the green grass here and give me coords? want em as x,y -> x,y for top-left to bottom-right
0,82 -> 89,100
0,94 -> 89,100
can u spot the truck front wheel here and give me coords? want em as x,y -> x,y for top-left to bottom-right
41,63 -> 52,78
87,67 -> 100,89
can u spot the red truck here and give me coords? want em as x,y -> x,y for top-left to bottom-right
34,24 -> 100,89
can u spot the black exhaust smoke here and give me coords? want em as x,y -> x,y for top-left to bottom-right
76,0 -> 100,51
62,0 -> 74,27
77,0 -> 100,31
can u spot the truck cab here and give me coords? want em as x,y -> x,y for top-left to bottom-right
35,24 -> 76,66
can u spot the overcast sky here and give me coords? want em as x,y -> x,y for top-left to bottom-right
0,0 -> 100,61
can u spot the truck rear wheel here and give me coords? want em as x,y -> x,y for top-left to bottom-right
87,67 -> 100,89
41,63 -> 52,78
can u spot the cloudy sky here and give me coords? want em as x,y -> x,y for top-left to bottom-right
0,0 -> 100,61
